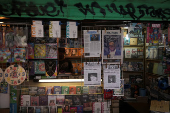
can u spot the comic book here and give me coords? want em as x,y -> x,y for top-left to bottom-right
21,95 -> 30,106
30,96 -> 39,106
82,86 -> 89,94
65,48 -> 71,57
56,95 -> 65,105
137,48 -> 143,58
28,43 -> 34,59
13,48 -> 26,62
37,87 -> 46,95
89,86 -> 97,94
39,96 -> 48,106
45,60 -> 57,77
72,95 -> 81,105
71,48 -> 78,56
65,95 -> 73,105
29,61 -> 35,76
89,94 -> 97,102
78,48 -> 84,56
46,86 -> 53,95
34,44 -> 46,59
62,86 -> 69,94
131,48 -> 138,58
97,94 -> 103,102
34,60 -> 46,74
21,107 -> 27,113
29,87 -> 37,95
97,86 -> 102,93
21,87 -> 29,95
76,86 -> 82,94
77,105 -> 83,113
42,106 -> 49,113
50,106 -> 56,113
0,48 -> 11,63
92,102 -> 101,113
69,86 -> 76,94
28,107 -> 35,113
48,95 -> 56,106
129,75 -> 136,84
125,48 -> 131,58
35,107 -> 41,113
46,43 -> 57,59
70,107 -> 77,113
53,86 -> 61,94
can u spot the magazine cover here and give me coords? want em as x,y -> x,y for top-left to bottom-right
53,86 -> 61,94
72,95 -> 81,105
34,60 -> 46,74
28,107 -> 35,113
21,107 -> 27,113
0,48 -> 11,63
37,87 -> 46,95
50,106 -> 56,113
63,105 -> 70,113
128,23 -> 142,38
92,102 -> 101,113
97,94 -> 103,102
21,87 -> 29,95
34,44 -> 46,59
46,86 -> 53,95
21,95 -> 30,106
30,96 -> 39,106
39,96 -> 48,106
42,106 -> 49,113
46,43 -> 57,59
70,107 -> 77,113
48,96 -> 56,106
13,48 -> 26,62
69,86 -> 76,94
76,86 -> 82,94
56,95 -> 65,105
28,43 -> 34,59
89,86 -> 97,94
29,87 -> 37,95
65,95 -> 73,105
62,86 -> 69,94
35,107 -> 41,113
82,86 -> 89,94
89,94 -> 97,102
102,30 -> 123,64
131,48 -> 138,58
77,105 -> 83,113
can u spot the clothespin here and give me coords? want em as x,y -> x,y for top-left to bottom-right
97,27 -> 98,32
105,28 -> 106,33
120,27 -> 121,33
106,61 -> 107,68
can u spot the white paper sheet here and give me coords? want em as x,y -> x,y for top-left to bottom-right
31,20 -> 44,37
103,65 -> 120,89
113,79 -> 124,96
49,21 -> 61,38
102,30 -> 123,64
84,30 -> 101,57
84,62 -> 101,86
66,22 -> 77,38
92,102 -> 101,113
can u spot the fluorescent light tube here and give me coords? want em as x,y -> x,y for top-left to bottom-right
39,79 -> 102,83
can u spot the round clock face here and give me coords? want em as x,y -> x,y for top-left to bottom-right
4,65 -> 26,85
0,68 -> 4,83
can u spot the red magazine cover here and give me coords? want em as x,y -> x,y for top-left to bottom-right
30,96 -> 39,106
104,89 -> 113,99
69,86 -> 76,94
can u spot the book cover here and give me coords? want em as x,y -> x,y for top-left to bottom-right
48,95 -> 56,106
46,43 -> 57,59
37,87 -> 46,95
13,48 -> 26,62
129,75 -> 136,84
97,94 -> 103,102
39,96 -> 48,106
56,95 -> 65,105
0,48 -> 11,63
89,86 -> 97,94
97,86 -> 102,93
70,107 -> 77,113
34,44 -> 46,59
72,95 -> 81,105
125,48 -> 131,58
21,107 -> 27,113
34,60 -> 46,74
77,105 -> 83,113
136,75 -> 143,84
65,95 -> 73,105
53,86 -> 61,94
69,86 -> 76,94
137,48 -> 143,58
50,106 -> 56,113
35,107 -> 41,113
28,43 -> 34,59
62,86 -> 69,94
82,94 -> 92,111
76,86 -> 82,94
28,107 -> 35,113
21,87 -> 29,95
29,61 -> 35,76
131,48 -> 138,58
82,86 -> 89,94
21,95 -> 30,106
63,105 -> 70,112
30,96 -> 39,106
92,102 -> 101,113
42,106 -> 49,113
89,94 -> 97,102
46,86 -> 54,95
57,106 -> 63,113
71,48 -> 78,56
29,87 -> 37,95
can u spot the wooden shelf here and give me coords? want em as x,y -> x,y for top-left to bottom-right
124,45 -> 144,47
65,56 -> 84,59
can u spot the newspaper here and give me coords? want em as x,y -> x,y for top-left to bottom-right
84,30 -> 101,57
103,64 -> 120,89
84,62 -> 101,86
102,30 -> 123,64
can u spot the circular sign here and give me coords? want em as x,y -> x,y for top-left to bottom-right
0,68 -> 4,82
4,65 -> 26,85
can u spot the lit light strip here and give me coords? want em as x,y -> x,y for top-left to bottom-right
39,79 -> 102,83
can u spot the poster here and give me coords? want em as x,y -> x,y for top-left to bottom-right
84,62 -> 101,86
31,20 -> 44,37
113,79 -> 124,96
49,21 -> 61,38
103,64 -> 120,89
102,30 -> 123,64
66,21 -> 77,38
84,30 -> 101,57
